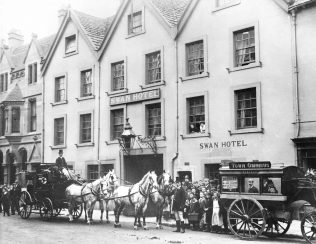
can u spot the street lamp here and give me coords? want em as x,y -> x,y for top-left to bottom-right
121,118 -> 136,150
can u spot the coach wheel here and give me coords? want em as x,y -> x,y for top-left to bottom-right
53,207 -> 62,217
39,197 -> 53,221
301,212 -> 316,243
228,198 -> 266,240
72,203 -> 83,220
19,191 -> 32,219
264,217 -> 292,238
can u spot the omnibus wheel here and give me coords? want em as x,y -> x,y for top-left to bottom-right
19,191 -> 32,219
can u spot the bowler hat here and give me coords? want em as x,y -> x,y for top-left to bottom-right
58,149 -> 63,154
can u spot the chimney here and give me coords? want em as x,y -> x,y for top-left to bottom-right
8,29 -> 24,50
58,8 -> 68,26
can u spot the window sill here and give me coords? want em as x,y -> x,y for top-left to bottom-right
140,80 -> 165,90
106,89 -> 128,97
226,61 -> 262,73
76,95 -> 95,102
28,82 -> 38,86
51,100 -> 68,106
75,142 -> 94,147
126,30 -> 146,39
212,0 -> 241,12
27,132 -> 40,136
105,140 -> 119,145
180,72 -> 209,82
180,132 -> 211,139
63,51 -> 78,58
228,128 -> 264,135
49,145 -> 66,150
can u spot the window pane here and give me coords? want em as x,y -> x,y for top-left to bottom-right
54,118 -> 64,145
188,96 -> 205,133
55,76 -> 66,102
146,51 -> 161,84
235,88 -> 257,129
128,11 -> 142,35
186,41 -> 204,76
111,109 -> 124,140
147,103 -> 161,137
81,69 -> 92,97
65,35 -> 76,53
234,28 -> 255,67
30,100 -> 37,132
12,107 -> 20,133
112,62 -> 124,91
80,114 -> 91,143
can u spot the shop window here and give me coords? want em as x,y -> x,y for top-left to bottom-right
81,69 -> 93,97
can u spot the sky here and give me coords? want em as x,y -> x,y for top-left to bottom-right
0,0 -> 121,44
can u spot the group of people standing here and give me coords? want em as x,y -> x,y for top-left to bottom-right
0,182 -> 21,217
171,175 -> 228,234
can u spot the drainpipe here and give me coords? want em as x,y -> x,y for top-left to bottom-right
171,39 -> 179,179
290,9 -> 300,138
97,62 -> 101,176
41,76 -> 45,164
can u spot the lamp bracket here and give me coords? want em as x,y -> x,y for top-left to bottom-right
138,136 -> 158,154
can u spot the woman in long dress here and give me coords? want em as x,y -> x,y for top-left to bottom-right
211,191 -> 223,233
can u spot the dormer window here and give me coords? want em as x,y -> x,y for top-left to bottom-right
128,11 -> 143,35
28,63 -> 37,84
65,35 -> 77,54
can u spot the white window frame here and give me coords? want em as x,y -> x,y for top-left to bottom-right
64,32 -> 78,57
108,57 -> 128,96
109,105 -> 126,143
76,66 -> 95,101
228,21 -> 261,73
142,99 -> 165,140
213,0 -> 241,12
52,73 -> 68,106
77,110 -> 94,147
126,6 -> 145,38
141,46 -> 165,89
52,114 -> 67,148
181,91 -> 210,139
180,35 -> 209,82
229,82 -> 263,135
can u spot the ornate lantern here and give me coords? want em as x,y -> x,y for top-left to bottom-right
121,118 -> 136,150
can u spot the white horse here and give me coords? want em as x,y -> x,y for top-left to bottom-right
65,170 -> 116,224
112,171 -> 158,230
150,171 -> 175,229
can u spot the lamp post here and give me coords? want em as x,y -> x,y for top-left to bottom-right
120,118 -> 137,151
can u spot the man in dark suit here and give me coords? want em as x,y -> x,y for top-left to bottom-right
55,150 -> 70,179
172,181 -> 186,233
248,179 -> 259,193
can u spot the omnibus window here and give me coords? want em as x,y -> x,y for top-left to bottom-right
244,177 -> 260,194
262,177 -> 281,194
222,176 -> 238,192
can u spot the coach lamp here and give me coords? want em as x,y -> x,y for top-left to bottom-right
120,118 -> 137,152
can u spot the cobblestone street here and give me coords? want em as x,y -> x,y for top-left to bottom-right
0,210 -> 308,244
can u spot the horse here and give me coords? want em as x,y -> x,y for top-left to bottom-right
112,171 -> 158,230
65,169 -> 116,224
150,171 -> 175,229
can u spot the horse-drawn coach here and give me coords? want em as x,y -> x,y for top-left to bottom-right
219,162 -> 316,243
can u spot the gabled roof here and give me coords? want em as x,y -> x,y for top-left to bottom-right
42,8 -> 115,74
149,0 -> 191,28
97,0 -> 198,60
3,84 -> 24,103
289,0 -> 316,9
10,44 -> 28,70
73,10 -> 114,50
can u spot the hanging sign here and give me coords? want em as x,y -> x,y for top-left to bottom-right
110,89 -> 160,106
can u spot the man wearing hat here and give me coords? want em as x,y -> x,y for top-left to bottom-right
55,150 -> 70,179
172,181 -> 186,233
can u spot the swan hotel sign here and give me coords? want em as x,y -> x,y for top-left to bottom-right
110,89 -> 160,106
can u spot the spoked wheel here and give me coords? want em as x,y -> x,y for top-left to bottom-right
72,203 -> 83,220
264,217 -> 292,238
19,191 -> 32,219
53,207 -> 62,217
39,197 -> 54,221
301,212 -> 316,243
228,198 -> 266,240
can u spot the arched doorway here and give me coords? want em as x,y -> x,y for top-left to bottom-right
19,148 -> 27,171
6,151 -> 16,184
0,150 -> 3,184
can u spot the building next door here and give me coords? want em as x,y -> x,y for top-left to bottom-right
124,154 -> 163,184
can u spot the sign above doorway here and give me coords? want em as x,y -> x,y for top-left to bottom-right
110,88 -> 160,106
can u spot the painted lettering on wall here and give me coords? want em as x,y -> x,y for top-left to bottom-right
110,88 -> 160,106
199,140 -> 247,149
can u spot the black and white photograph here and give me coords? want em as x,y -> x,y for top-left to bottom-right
1,0 -> 316,243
